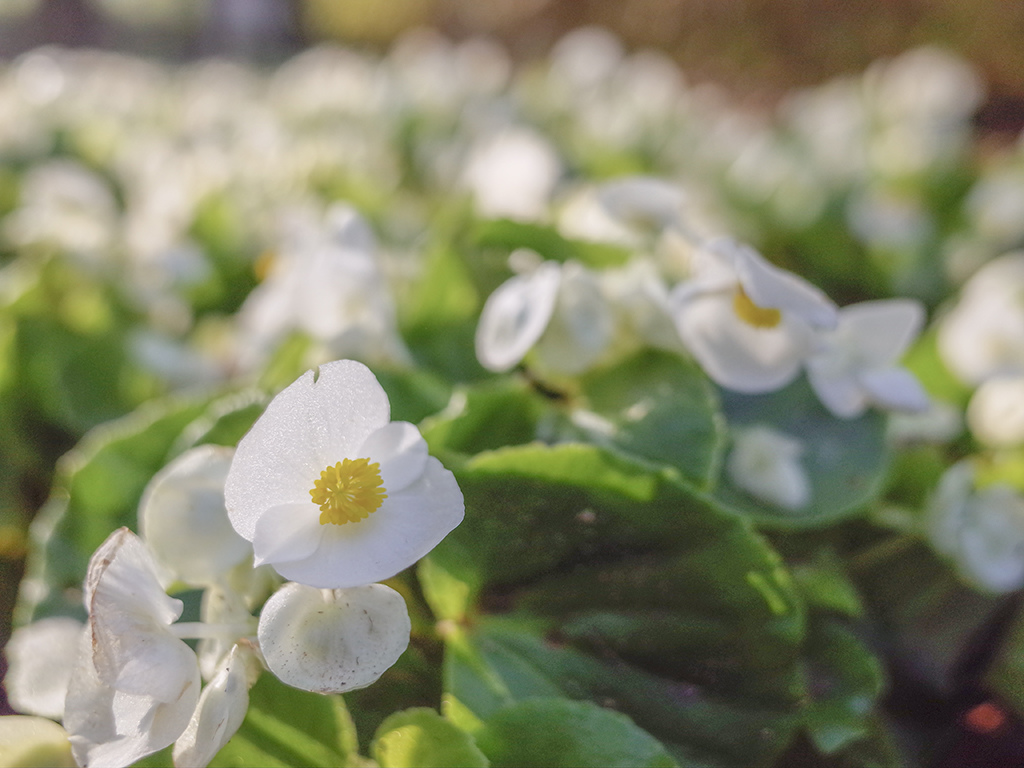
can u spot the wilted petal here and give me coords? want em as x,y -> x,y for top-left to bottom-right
173,645 -> 256,768
258,582 -> 410,694
139,445 -> 251,587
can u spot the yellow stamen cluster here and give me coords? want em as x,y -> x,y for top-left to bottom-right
733,287 -> 782,329
310,458 -> 387,526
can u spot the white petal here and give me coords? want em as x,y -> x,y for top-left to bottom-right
139,445 -> 251,588
86,529 -> 198,703
357,421 -> 429,495
727,425 -> 811,511
806,363 -> 870,418
532,261 -> 614,375
966,375 -> 1024,448
833,299 -> 924,365
251,503 -> 323,567
4,616 -> 83,720
730,241 -> 838,329
226,360 -> 391,542
269,457 -> 464,589
859,367 -> 930,413
475,261 -> 560,372
258,582 -> 410,694
173,645 -> 253,768
65,629 -> 200,768
673,292 -> 808,393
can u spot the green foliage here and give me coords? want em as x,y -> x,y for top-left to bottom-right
372,707 -> 488,768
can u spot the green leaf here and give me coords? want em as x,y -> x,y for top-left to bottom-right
371,707 -> 489,768
433,442 -> 807,766
473,219 -> 631,269
372,367 -> 452,425
210,674 -> 361,768
716,377 -> 890,528
475,698 -> 677,768
802,620 -> 886,754
576,350 -> 726,490
790,550 -> 864,619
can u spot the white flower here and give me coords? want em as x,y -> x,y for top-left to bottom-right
926,461 -> 1024,593
937,252 -> 1024,385
224,359 -> 464,589
234,203 -> 410,372
670,238 -> 838,393
65,529 -> 202,768
138,445 -> 252,588
475,258 -> 614,376
257,582 -> 410,694
805,299 -> 929,418
966,375 -> 1024,448
460,128 -> 562,221
726,425 -> 811,511
3,616 -> 83,720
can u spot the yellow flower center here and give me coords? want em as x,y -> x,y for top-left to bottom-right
732,287 -> 782,329
309,458 -> 387,526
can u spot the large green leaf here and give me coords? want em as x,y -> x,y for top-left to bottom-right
426,442 -> 806,767
716,377 -> 890,528
576,350 -> 725,490
209,673 -> 361,768
474,697 -> 677,768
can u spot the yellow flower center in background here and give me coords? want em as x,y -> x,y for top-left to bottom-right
310,458 -> 387,526
732,287 -> 782,329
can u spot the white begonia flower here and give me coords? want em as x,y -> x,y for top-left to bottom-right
224,359 -> 464,589
966,375 -> 1024,448
599,258 -> 685,356
234,203 -> 410,373
4,616 -> 83,719
258,581 -> 410,694
670,238 -> 838,394
726,425 -> 811,511
475,257 -> 614,376
805,299 -> 929,419
926,461 -> 1024,593
460,127 -> 562,221
65,529 -> 202,768
64,528 -> 257,768
172,644 -> 260,768
139,445 -> 252,588
937,252 -> 1024,385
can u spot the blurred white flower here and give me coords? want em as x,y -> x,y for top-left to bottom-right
4,616 -> 83,719
966,375 -> 1024,448
224,359 -> 464,589
257,582 -> 410,694
475,257 -> 615,376
600,258 -> 684,356
670,238 -> 837,393
806,299 -> 929,418
234,203 -> 410,373
937,252 -> 1024,385
138,445 -> 252,588
926,461 -> 1024,593
726,425 -> 811,511
460,127 -> 562,221
887,399 -> 963,445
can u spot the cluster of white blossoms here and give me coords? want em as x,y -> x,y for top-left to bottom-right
8,360 -> 464,768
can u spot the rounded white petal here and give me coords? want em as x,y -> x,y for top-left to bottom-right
252,502 -> 324,568
832,299 -> 925,365
258,582 -> 410,694
173,645 -> 254,768
357,421 -> 429,495
4,616 -> 83,720
532,261 -> 615,375
967,375 -> 1024,448
226,360 -> 391,542
475,262 -> 560,372
673,291 -> 809,393
268,457 -> 465,588
139,445 -> 251,587
859,367 -> 930,413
